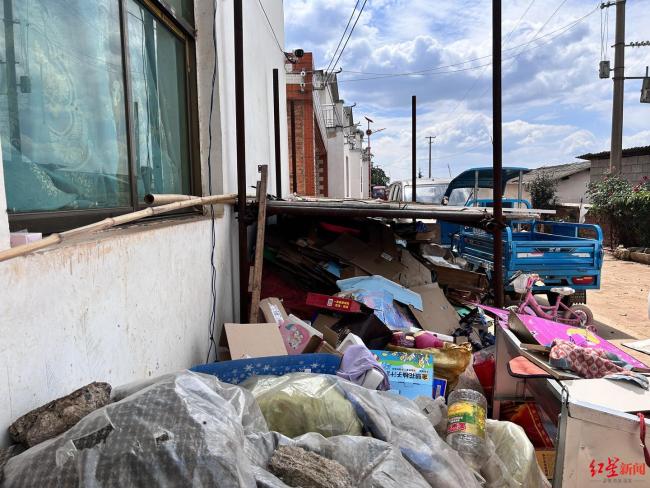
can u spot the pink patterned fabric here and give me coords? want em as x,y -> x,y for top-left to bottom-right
549,339 -> 628,378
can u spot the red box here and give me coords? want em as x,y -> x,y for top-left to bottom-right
306,293 -> 362,313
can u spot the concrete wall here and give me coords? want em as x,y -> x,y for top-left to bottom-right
327,125 -> 345,198
590,154 -> 650,185
0,0 -> 288,446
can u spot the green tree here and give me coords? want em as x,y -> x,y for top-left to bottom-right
526,173 -> 558,210
371,166 -> 390,186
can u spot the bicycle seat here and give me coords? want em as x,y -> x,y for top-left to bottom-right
550,286 -> 575,296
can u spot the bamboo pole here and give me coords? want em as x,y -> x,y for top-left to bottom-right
0,193 -> 238,263
144,194 -> 197,205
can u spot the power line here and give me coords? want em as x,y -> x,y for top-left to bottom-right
338,9 -> 596,83
325,0 -> 369,85
511,0 -> 569,58
337,4 -> 597,83
323,0 -> 361,79
257,0 -> 292,61
411,2 -> 597,163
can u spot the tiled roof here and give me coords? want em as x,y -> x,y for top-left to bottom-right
577,146 -> 650,160
518,161 -> 591,183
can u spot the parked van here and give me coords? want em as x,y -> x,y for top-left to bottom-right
386,178 -> 472,205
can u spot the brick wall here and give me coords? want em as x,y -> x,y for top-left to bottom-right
590,154 -> 650,185
286,53 -> 320,196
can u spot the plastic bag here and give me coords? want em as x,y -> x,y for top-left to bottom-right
242,374 -> 363,438
3,371 -> 266,487
414,396 -> 447,438
246,431 -> 431,488
335,378 -> 481,488
482,419 -> 551,488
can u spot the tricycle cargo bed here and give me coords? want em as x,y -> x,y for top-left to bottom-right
455,221 -> 604,292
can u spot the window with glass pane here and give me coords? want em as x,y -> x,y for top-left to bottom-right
0,0 -> 130,212
127,0 -> 191,200
164,0 -> 193,25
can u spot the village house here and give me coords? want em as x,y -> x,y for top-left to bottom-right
504,161 -> 592,204
285,52 -> 366,198
578,145 -> 650,186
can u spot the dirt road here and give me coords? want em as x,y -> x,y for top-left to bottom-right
589,253 -> 650,340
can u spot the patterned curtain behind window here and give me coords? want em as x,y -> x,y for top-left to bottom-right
0,0 -> 129,212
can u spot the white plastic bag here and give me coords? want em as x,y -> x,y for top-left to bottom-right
482,420 -> 550,488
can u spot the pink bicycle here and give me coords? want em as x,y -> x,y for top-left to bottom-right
508,273 -> 594,328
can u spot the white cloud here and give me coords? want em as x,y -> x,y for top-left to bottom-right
284,0 -> 650,178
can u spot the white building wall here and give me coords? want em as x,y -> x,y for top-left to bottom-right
556,171 -> 590,204
327,128 -> 345,198
0,143 -> 8,250
345,147 -> 362,198
0,0 -> 288,446
504,170 -> 591,205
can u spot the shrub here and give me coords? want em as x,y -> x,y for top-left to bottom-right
587,175 -> 650,247
526,173 -> 558,210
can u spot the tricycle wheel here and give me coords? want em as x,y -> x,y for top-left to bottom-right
564,304 -> 594,327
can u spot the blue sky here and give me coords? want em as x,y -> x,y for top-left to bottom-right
284,0 -> 650,181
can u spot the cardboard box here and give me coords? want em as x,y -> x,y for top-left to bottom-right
535,449 -> 556,481
221,323 -> 287,360
312,311 -> 393,350
306,293 -> 363,313
259,297 -> 289,324
279,314 -> 323,355
312,314 -> 343,347
314,341 -> 342,356
371,350 -> 433,399
408,283 -> 460,335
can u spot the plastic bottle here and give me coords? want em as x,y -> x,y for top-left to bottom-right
446,389 -> 487,471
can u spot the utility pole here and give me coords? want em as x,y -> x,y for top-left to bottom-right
425,136 -> 435,178
492,0 -> 504,308
609,0 -> 626,174
365,117 -> 373,195
411,96 -> 416,203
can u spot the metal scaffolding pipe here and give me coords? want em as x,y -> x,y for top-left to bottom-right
492,0 -> 505,307
273,68 -> 282,198
234,0 -> 249,321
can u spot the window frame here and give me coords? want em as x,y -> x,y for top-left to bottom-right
7,0 -> 201,234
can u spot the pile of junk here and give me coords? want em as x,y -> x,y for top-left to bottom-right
3,214 -> 648,486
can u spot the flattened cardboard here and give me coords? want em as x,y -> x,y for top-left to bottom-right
408,283 -> 460,335
259,297 -> 289,324
429,264 -> 489,292
398,251 -> 433,288
223,323 -> 287,360
323,233 -> 404,280
415,223 -> 440,243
